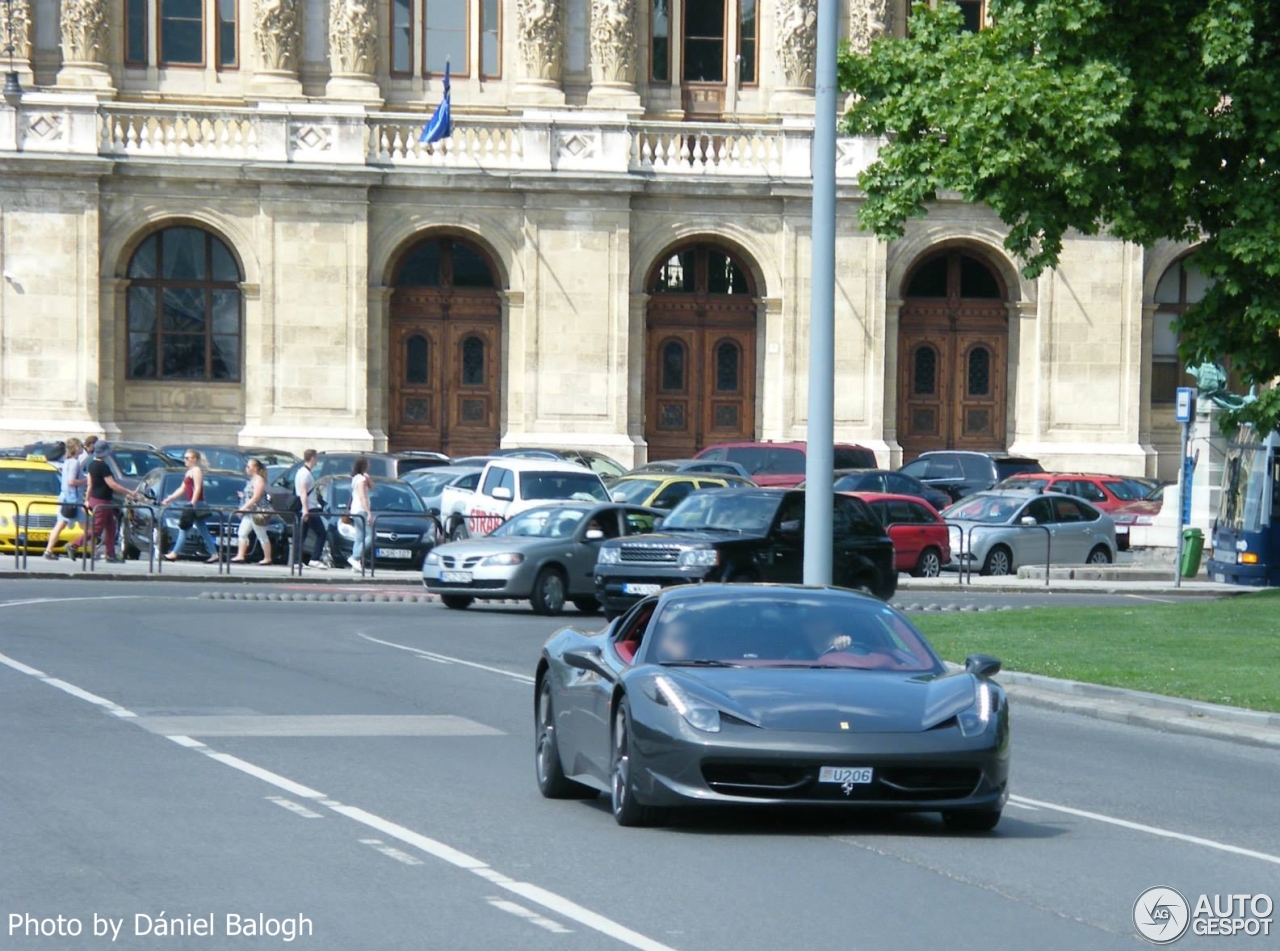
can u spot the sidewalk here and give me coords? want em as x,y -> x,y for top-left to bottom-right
898,573 -> 1245,597
0,553 -> 423,585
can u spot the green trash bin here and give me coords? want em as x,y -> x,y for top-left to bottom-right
1181,528 -> 1205,578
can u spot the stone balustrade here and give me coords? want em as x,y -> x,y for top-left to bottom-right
0,95 -> 877,181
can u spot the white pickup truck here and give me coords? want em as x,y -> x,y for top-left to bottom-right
439,458 -> 610,539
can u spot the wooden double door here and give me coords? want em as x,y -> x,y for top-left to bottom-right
645,309 -> 756,460
898,305 -> 1008,458
388,290 -> 500,457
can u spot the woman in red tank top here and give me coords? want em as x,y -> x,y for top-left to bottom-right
160,450 -> 220,562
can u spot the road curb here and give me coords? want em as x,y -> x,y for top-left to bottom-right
898,581 -> 1246,597
196,590 -> 436,603
0,569 -> 421,586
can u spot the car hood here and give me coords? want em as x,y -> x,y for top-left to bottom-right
617,529 -> 764,547
435,535 -> 559,557
655,667 -> 976,734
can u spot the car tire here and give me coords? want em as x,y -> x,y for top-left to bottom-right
440,594 -> 473,610
912,547 -> 942,578
981,545 -> 1013,577
448,520 -> 469,542
611,698 -> 660,828
1086,545 -> 1112,565
122,535 -> 141,561
535,677 -> 596,800
942,808 -> 1002,832
531,567 -> 568,616
571,597 -> 600,614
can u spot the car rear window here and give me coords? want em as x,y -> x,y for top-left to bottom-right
394,458 -> 448,477
724,447 -> 807,476
834,447 -> 877,469
994,459 -> 1043,479
519,471 -> 608,502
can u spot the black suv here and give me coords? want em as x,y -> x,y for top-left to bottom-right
898,451 -> 1042,503
593,488 -> 896,616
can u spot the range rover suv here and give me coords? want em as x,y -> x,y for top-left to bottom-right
593,488 -> 896,616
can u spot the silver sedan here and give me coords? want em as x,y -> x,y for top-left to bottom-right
941,490 -> 1117,576
422,502 -> 660,615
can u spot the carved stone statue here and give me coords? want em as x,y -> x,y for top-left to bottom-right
775,0 -> 817,88
848,0 -> 890,55
1189,361 -> 1257,411
60,0 -> 108,64
589,0 -> 635,85
254,0 -> 300,73
0,0 -> 31,61
517,0 -> 564,83
328,0 -> 376,76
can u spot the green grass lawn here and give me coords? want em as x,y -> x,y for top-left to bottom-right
913,590 -> 1280,712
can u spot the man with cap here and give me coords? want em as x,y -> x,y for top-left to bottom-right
80,442 -> 130,562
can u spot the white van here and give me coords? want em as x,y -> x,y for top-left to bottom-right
458,459 -> 610,537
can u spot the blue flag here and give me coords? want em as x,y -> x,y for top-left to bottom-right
420,62 -> 452,144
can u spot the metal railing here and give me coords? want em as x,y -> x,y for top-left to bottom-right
945,521 -> 1052,587
1,499 -> 21,570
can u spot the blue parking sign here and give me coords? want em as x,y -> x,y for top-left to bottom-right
1175,387 -> 1194,423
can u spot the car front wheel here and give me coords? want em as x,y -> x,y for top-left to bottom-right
611,699 -> 660,827
1086,545 -> 1112,565
981,545 -> 1013,577
912,547 -> 942,578
530,567 -> 567,616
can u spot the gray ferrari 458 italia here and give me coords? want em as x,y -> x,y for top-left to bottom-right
534,584 -> 1010,829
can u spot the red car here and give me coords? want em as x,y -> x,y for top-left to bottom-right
694,441 -> 878,488
845,491 -> 951,577
993,472 -> 1147,513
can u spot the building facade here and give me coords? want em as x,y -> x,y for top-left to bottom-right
0,0 -> 1194,477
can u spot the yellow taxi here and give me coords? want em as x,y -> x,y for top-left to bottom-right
606,473 -> 738,511
0,456 -> 85,554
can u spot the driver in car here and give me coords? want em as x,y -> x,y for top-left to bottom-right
794,614 -> 855,659
653,619 -> 693,662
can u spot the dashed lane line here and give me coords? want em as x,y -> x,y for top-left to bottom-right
356,632 -> 536,685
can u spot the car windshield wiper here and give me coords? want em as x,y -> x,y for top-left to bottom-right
658,659 -> 741,668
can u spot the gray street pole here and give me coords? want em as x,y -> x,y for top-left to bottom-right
803,0 -> 838,585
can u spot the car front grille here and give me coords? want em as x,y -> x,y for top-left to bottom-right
20,515 -> 59,530
701,762 -> 982,801
440,554 -> 483,569
619,544 -> 682,564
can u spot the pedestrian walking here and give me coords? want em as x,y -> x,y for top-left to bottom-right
230,458 -> 273,565
294,449 -> 327,568
81,442 -> 128,562
347,456 -> 373,574
43,437 -> 86,560
160,449 -> 220,563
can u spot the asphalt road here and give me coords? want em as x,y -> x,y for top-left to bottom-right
2,580 -> 1276,950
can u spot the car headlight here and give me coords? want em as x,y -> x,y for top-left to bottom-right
0,515 -> 9,528
678,548 -> 719,567
956,683 -> 993,736
424,551 -> 440,565
597,546 -> 621,565
650,675 -> 721,733
480,552 -> 524,566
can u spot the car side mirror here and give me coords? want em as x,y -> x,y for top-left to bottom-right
492,486 -> 513,501
1019,516 -> 1036,526
779,518 -> 802,536
965,653 -> 1002,678
585,529 -> 605,541
428,506 -> 441,516
563,647 -> 614,681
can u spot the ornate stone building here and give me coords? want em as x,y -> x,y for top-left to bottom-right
0,0 -> 1195,476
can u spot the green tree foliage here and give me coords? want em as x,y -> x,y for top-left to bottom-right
839,0 -> 1280,430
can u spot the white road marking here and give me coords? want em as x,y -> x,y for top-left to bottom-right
0,651 -> 46,677
327,803 -> 488,870
1124,594 -> 1177,604
200,751 -> 326,800
486,897 -> 573,934
495,881 -> 679,951
42,678 -> 137,718
267,796 -> 324,819
166,735 -> 207,749
1010,794 -> 1280,866
359,838 -> 424,866
472,868 -> 516,884
0,595 -> 156,609
1008,800 -> 1039,811
357,632 -> 535,684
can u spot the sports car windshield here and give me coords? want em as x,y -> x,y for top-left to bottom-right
662,493 -> 780,533
519,472 -> 608,502
491,507 -> 587,538
942,495 -> 1022,524
646,596 -> 941,672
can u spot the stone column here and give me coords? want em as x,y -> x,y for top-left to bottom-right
882,297 -> 903,464
586,0 -> 640,111
772,0 -> 816,114
56,0 -> 114,94
366,285 -> 393,450
627,291 -> 648,461
0,0 -> 33,92
514,0 -> 566,106
325,0 -> 381,103
248,0 -> 304,99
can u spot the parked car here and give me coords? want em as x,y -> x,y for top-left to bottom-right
851,492 -> 951,577
607,474 -> 736,510
991,472 -> 1147,513
0,456 -> 85,555
125,466 -> 288,562
160,445 -> 300,483
1110,484 -> 1167,552
444,458 -> 610,540
820,468 -> 953,512
489,448 -> 628,481
941,490 -> 1116,576
626,458 -> 754,480
424,502 -> 661,614
97,443 -> 174,494
313,475 -> 438,570
269,451 -> 452,515
693,441 -> 879,488
402,466 -> 484,517
593,488 -> 897,617
898,451 -> 1043,502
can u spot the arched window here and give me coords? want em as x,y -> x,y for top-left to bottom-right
405,335 -> 429,384
714,340 -> 740,393
1152,256 -> 1212,403
661,340 -> 687,392
967,346 -> 991,396
906,251 -> 1002,299
648,244 -> 756,297
913,345 -> 938,395
396,236 -> 498,289
460,336 -> 486,386
126,226 -> 242,382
